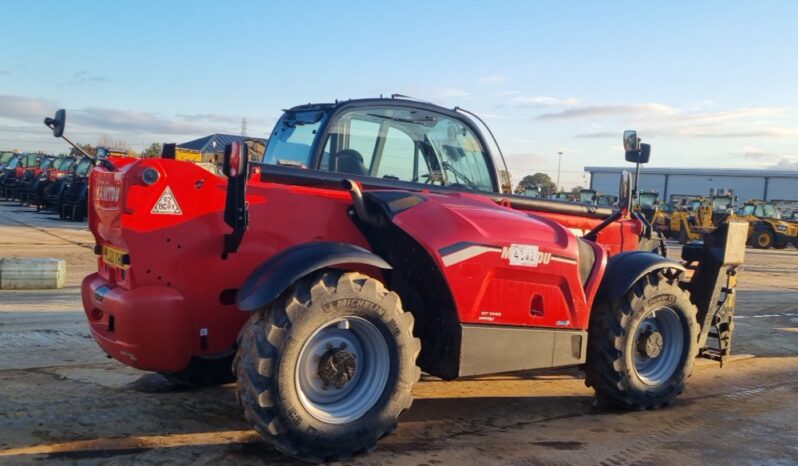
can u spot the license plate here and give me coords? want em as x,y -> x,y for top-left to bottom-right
103,245 -> 129,269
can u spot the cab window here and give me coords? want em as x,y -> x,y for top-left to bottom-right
263,110 -> 327,168
319,106 -> 494,191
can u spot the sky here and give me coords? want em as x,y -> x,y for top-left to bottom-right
2,0 -> 797,189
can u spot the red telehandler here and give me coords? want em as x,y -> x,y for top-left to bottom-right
45,99 -> 746,462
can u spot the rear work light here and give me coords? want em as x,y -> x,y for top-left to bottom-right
141,167 -> 160,185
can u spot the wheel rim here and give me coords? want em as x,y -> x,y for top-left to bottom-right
632,307 -> 685,386
296,316 -> 390,424
757,232 -> 771,247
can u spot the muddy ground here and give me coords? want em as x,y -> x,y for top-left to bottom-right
0,201 -> 796,465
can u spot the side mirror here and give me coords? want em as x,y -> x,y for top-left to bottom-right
44,109 -> 67,138
623,130 -> 639,152
638,143 -> 651,163
625,143 -> 651,163
618,170 -> 632,211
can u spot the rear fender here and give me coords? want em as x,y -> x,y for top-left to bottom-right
598,251 -> 686,302
236,241 -> 391,311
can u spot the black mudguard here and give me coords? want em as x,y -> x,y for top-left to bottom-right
236,241 -> 391,311
599,251 -> 686,302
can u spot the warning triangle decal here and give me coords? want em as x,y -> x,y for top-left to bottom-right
151,186 -> 183,215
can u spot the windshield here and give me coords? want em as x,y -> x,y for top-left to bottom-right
0,152 -> 13,164
579,190 -> 596,203
712,196 -> 731,212
7,156 -> 20,169
639,193 -> 657,209
75,159 -> 93,177
318,106 -> 494,191
263,110 -> 328,167
757,204 -> 780,219
39,158 -> 53,169
56,158 -> 75,170
597,196 -> 615,206
23,154 -> 39,166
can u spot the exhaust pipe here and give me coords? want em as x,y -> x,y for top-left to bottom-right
342,179 -> 382,227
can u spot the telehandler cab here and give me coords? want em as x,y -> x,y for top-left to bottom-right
46,99 -> 746,463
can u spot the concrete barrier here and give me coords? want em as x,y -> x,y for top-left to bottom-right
0,258 -> 66,290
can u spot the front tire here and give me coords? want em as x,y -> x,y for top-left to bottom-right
234,270 -> 420,462
585,271 -> 699,410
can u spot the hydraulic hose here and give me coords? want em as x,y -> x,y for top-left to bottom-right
342,179 -> 383,227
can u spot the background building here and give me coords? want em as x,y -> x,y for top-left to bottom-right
178,134 -> 267,163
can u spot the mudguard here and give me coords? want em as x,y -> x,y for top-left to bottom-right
599,251 -> 685,302
236,241 -> 391,311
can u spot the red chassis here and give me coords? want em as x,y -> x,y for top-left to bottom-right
83,157 -> 643,377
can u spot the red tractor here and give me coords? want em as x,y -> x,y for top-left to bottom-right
46,100 -> 745,462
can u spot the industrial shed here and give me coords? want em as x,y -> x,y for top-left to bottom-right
585,167 -> 798,205
178,134 -> 267,163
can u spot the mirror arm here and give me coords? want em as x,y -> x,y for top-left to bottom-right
633,159 -> 641,208
584,209 -> 623,241
44,119 -> 92,160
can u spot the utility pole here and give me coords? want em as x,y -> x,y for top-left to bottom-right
556,151 -> 564,191
241,117 -> 248,136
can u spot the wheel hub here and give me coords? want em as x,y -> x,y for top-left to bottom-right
317,347 -> 357,389
637,329 -> 664,359
296,316 -> 390,424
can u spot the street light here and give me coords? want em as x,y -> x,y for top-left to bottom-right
556,151 -> 564,191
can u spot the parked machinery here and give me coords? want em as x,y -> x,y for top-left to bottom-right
1,153 -> 43,199
670,197 -> 714,244
737,200 -> 798,249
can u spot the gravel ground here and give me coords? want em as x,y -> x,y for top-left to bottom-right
0,201 -> 796,465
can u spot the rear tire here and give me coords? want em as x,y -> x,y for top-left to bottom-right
585,271 -> 699,410
234,270 -> 421,462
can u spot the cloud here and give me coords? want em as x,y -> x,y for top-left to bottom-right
560,102 -> 795,140
575,131 -> 616,138
70,107 -> 217,134
514,96 -> 579,108
0,93 -> 272,151
68,71 -> 108,85
770,158 -> 798,170
680,107 -> 785,124
436,88 -> 470,98
478,74 -> 506,85
177,113 -> 242,124
0,70 -> 10,76
538,102 -> 676,120
0,94 -> 58,123
685,128 -> 798,138
729,146 -> 776,160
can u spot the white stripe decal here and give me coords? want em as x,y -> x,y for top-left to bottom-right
441,246 -> 502,267
551,256 -> 577,264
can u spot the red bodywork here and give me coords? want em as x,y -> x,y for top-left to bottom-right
82,159 -> 643,373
